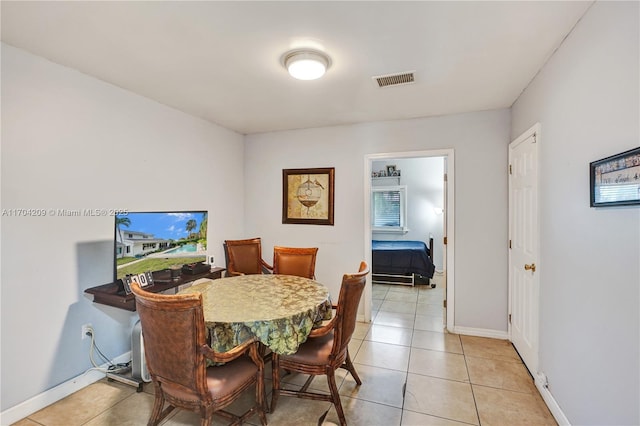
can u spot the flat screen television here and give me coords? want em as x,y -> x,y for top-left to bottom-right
114,211 -> 208,281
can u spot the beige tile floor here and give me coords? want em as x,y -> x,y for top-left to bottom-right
13,274 -> 556,426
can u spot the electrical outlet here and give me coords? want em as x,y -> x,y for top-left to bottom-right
81,323 -> 93,340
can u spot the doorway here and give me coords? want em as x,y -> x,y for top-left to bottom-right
363,149 -> 455,331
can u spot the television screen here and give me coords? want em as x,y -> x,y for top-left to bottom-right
114,211 -> 208,281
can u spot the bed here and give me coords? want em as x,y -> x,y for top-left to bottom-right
371,238 -> 436,286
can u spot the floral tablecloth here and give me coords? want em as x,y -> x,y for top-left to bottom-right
179,274 -> 332,355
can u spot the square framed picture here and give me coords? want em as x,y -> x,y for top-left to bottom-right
590,147 -> 640,207
282,167 -> 335,225
386,165 -> 397,176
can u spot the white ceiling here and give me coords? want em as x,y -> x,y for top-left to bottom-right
1,1 -> 592,135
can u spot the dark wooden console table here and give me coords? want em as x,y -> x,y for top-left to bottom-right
84,266 -> 226,391
85,266 -> 225,311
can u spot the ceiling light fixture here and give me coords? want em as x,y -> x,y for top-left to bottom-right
283,49 -> 331,80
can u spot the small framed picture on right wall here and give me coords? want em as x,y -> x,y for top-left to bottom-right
590,146 -> 640,207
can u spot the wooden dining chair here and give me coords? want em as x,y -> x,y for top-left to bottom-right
270,261 -> 369,426
272,246 -> 319,279
130,282 -> 268,426
224,237 -> 273,276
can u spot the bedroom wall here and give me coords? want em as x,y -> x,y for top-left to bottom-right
244,109 -> 510,332
510,2 -> 639,424
371,157 -> 445,270
0,44 -> 245,412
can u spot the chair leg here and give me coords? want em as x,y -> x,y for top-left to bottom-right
300,374 -> 315,392
256,369 -> 268,425
200,415 -> 214,426
258,408 -> 268,426
148,390 -> 161,426
326,370 -> 347,426
270,353 -> 280,413
343,349 -> 362,386
259,342 -> 273,362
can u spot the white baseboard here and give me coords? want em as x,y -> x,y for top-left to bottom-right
535,374 -> 571,425
0,352 -> 131,426
451,325 -> 509,340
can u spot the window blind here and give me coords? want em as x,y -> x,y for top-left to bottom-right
373,190 -> 401,227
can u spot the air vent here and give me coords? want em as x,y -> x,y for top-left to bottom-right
372,71 -> 415,88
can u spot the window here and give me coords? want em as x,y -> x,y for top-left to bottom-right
372,185 -> 408,233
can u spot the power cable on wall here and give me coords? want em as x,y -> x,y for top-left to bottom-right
84,327 -> 131,375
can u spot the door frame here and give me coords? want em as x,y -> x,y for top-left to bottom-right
508,123 -> 541,375
363,149 -> 455,331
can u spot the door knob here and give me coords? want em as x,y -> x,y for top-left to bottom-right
524,263 -> 536,272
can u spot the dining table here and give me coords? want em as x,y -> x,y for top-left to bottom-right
178,274 -> 332,356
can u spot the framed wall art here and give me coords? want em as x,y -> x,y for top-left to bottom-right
283,167 -> 335,225
590,147 -> 640,207
386,164 -> 397,176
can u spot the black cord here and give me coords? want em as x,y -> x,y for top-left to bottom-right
107,361 -> 131,373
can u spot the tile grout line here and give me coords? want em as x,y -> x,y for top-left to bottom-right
462,339 -> 483,426
398,285 -> 418,425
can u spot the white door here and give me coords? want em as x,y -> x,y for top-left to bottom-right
509,124 -> 540,376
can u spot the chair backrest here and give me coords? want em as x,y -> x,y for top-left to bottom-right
332,261 -> 369,358
225,238 -> 266,275
130,282 -> 211,404
272,246 -> 319,279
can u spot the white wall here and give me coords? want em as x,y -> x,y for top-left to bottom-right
0,44 -> 245,411
244,110 -> 510,331
371,157 -> 445,270
511,2 -> 639,424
